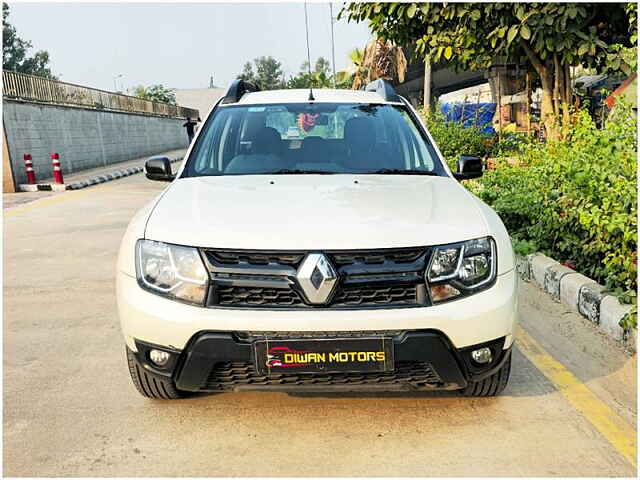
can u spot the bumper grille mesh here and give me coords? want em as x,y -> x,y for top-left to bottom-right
203,361 -> 442,391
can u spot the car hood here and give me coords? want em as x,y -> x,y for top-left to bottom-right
144,175 -> 489,250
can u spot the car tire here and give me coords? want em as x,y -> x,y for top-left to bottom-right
461,350 -> 511,397
126,347 -> 188,399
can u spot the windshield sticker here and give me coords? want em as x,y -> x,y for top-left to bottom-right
297,112 -> 319,133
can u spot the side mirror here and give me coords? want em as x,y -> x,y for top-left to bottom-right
453,155 -> 483,181
145,156 -> 174,182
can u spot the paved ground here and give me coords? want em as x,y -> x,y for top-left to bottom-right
3,173 -> 637,476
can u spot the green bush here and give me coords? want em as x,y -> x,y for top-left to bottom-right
419,106 -> 494,170
468,104 -> 637,305
491,131 -> 534,158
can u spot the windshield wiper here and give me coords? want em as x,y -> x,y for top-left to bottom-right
270,169 -> 336,175
364,168 -> 439,175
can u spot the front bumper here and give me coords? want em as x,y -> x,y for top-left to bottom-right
131,331 -> 512,392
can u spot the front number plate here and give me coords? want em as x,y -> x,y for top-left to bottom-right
254,337 -> 394,375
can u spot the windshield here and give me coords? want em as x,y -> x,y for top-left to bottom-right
182,102 -> 447,177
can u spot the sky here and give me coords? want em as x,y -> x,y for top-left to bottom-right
7,1 -> 372,92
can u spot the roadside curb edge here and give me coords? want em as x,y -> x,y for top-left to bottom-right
516,252 -> 637,354
18,156 -> 184,192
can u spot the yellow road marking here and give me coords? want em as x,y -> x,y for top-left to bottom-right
517,326 -> 637,468
4,184 -> 114,217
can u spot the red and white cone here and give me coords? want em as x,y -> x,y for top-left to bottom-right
24,154 -> 37,184
51,153 -> 64,184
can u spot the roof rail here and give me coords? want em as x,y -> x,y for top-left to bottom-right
221,79 -> 260,104
364,79 -> 402,102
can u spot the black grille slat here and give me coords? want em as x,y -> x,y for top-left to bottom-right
206,251 -> 305,267
213,274 -> 292,289
203,361 -> 442,390
332,285 -> 417,306
330,248 -> 425,266
217,286 -> 305,306
341,272 -> 423,285
337,258 -> 427,278
203,248 -> 430,309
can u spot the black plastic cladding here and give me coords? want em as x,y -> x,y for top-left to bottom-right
173,330 -> 474,392
134,332 -> 511,392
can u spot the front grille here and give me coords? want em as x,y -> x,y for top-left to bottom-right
202,247 -> 431,309
203,361 -> 442,391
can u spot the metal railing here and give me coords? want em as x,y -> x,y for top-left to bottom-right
2,70 -> 199,119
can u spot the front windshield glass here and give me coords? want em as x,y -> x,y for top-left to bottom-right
182,102 -> 446,177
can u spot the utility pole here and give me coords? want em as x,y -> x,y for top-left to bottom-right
329,3 -> 337,88
423,58 -> 431,111
497,70 -> 503,140
526,71 -> 531,136
113,74 -> 123,92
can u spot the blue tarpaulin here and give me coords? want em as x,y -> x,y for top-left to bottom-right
441,102 -> 496,134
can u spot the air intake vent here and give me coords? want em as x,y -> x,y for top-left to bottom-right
203,361 -> 442,391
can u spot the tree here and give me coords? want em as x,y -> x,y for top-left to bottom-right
342,2 -> 636,138
287,70 -> 333,89
603,3 -> 637,76
352,37 -> 407,89
299,56 -> 331,77
336,48 -> 365,88
3,3 -> 56,78
237,61 -> 255,83
255,56 -> 285,90
133,84 -> 176,104
314,57 -> 331,76
287,56 -> 335,89
236,56 -> 284,90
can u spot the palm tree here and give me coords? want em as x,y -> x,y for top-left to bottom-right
335,48 -> 365,88
342,39 -> 407,90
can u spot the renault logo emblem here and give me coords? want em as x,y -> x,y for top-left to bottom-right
296,253 -> 338,304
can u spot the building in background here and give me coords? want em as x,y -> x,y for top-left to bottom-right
605,74 -> 637,114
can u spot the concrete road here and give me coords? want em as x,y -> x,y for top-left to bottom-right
4,173 -> 637,476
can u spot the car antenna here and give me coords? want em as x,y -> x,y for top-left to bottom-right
304,1 -> 315,101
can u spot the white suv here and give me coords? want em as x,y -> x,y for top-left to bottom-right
117,79 -> 518,399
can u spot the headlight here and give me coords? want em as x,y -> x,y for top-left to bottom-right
135,240 -> 208,305
426,236 -> 496,303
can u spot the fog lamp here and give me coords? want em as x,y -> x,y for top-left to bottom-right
471,347 -> 492,364
149,349 -> 170,367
